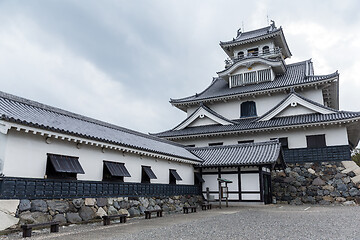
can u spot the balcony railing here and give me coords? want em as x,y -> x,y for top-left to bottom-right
225,47 -> 282,68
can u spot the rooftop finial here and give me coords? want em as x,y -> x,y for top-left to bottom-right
236,28 -> 242,38
270,20 -> 276,31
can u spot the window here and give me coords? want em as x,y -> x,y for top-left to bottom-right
141,166 -> 157,183
208,142 -> 223,146
169,169 -> 182,185
45,153 -> 84,180
306,135 -> 326,148
262,46 -> 270,54
103,161 -> 131,182
238,140 -> 254,144
271,137 -> 288,148
237,51 -> 244,59
241,101 -> 257,118
247,48 -> 258,56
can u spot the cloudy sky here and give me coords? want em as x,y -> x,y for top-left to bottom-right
0,0 -> 359,134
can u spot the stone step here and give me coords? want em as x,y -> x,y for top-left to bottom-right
342,161 -> 358,169
351,175 -> 360,184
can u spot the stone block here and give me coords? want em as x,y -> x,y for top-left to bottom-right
84,198 -> 96,206
107,206 -> 118,216
118,208 -> 130,217
96,207 -> 107,218
53,213 -> 67,224
72,198 -> 84,208
312,177 -> 325,186
31,200 -> 48,212
128,207 -> 140,217
342,161 -> 358,169
79,206 -> 95,221
353,168 -> 360,176
19,199 -> 31,212
96,198 -> 107,207
66,212 -> 82,223
47,200 -> 69,213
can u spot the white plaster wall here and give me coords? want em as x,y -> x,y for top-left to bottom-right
242,193 -> 261,201
174,125 -> 349,149
0,132 -> 8,175
221,174 -> 238,191
188,117 -> 218,127
241,173 -> 260,191
276,105 -> 316,117
202,174 -> 218,192
2,129 -> 194,185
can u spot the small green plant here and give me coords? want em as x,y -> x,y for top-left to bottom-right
351,148 -> 360,166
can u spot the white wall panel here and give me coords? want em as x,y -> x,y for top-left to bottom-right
241,173 -> 260,191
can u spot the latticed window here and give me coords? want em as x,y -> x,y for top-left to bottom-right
257,69 -> 271,82
241,101 -> 257,117
243,71 -> 257,84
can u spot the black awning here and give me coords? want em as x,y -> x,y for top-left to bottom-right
142,166 -> 157,179
47,154 -> 85,174
104,161 -> 131,177
195,172 -> 205,183
170,169 -> 182,181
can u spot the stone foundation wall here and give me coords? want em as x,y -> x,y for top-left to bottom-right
0,195 -> 203,231
272,161 -> 360,205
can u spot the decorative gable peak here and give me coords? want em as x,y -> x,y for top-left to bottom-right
173,104 -> 234,130
257,91 -> 337,122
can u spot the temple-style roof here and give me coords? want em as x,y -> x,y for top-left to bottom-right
0,91 -> 201,163
219,22 -> 292,59
170,60 -> 339,110
189,140 -> 283,167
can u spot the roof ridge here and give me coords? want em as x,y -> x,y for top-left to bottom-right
0,91 -> 190,150
187,140 -> 279,150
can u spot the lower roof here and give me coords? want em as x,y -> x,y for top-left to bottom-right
189,140 -> 282,167
0,91 -> 201,163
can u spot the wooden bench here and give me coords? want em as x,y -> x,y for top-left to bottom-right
144,209 -> 163,219
102,214 -> 127,225
21,221 -> 59,238
202,203 -> 212,210
183,206 -> 197,214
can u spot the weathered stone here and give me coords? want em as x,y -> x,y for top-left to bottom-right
139,205 -> 146,215
47,200 -> 69,213
168,198 -> 174,204
107,206 -> 118,216
290,198 -> 303,205
335,197 -> 346,202
323,185 -> 334,191
31,200 -> 48,213
118,209 -> 130,217
330,191 -> 341,197
78,206 -> 95,221
72,199 -> 84,208
96,198 -> 107,207
343,201 -> 356,206
119,201 -> 131,209
139,197 -> 149,208
322,196 -> 334,202
308,168 -> 315,174
128,207 -> 140,217
113,201 -> 120,210
68,202 -> 78,212
131,200 -> 140,207
312,177 -> 325,186
66,212 -> 82,223
84,198 -> 96,206
319,200 -> 331,205
336,183 -> 347,192
107,198 -> 115,206
277,172 -> 286,177
149,198 -> 156,207
19,199 -> 31,212
53,214 -> 67,224
20,211 -> 52,225
343,177 -> 351,184
162,205 -> 170,212
154,205 -> 161,210
349,188 -> 360,197
96,207 -> 107,218
335,173 -> 346,179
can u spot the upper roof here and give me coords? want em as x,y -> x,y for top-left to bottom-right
0,91 -> 201,162
219,22 -> 292,59
189,140 -> 282,167
170,60 -> 339,109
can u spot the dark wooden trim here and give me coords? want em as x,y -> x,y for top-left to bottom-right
202,191 -> 260,194
238,167 -> 241,201
259,167 -> 264,202
201,170 -> 259,175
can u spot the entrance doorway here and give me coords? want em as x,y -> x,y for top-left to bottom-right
263,174 -> 272,204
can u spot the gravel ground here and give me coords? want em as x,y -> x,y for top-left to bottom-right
1,205 -> 360,240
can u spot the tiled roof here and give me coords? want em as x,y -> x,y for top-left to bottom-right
189,140 -> 281,167
220,26 -> 278,46
0,91 -> 201,162
170,60 -> 338,105
154,111 -> 360,138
